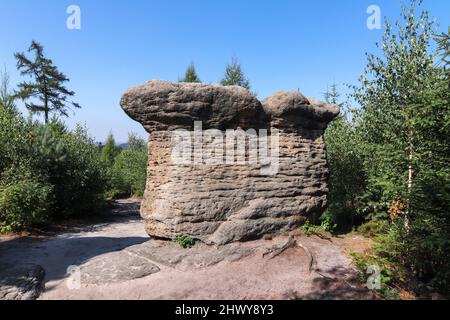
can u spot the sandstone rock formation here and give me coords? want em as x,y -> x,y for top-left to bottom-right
120,80 -> 339,245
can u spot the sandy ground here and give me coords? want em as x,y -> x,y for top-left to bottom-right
0,199 -> 374,300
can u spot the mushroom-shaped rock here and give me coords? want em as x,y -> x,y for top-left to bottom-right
119,80 -> 339,245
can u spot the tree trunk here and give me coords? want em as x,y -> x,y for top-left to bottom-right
44,92 -> 48,124
405,127 -> 413,231
43,76 -> 49,124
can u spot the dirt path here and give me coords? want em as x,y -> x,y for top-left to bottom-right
0,199 -> 373,300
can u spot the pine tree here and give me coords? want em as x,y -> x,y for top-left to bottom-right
100,133 -> 121,168
436,27 -> 450,69
0,69 -> 16,112
323,83 -> 365,230
127,132 -> 146,150
323,82 -> 341,106
220,57 -> 250,90
181,63 -> 201,83
14,41 -> 80,123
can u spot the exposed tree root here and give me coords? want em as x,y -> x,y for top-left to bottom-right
297,242 -> 316,272
262,235 -> 355,290
311,232 -> 333,242
262,235 -> 316,272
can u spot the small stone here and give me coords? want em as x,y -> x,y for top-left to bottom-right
263,234 -> 273,241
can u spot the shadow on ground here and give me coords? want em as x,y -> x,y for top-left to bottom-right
285,266 -> 373,300
0,236 -> 149,282
0,200 -> 148,288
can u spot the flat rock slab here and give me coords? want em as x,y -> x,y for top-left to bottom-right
126,240 -> 256,271
80,250 -> 160,285
40,234 -> 372,300
0,264 -> 45,300
77,239 -> 256,284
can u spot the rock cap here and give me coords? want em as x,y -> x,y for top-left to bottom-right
262,92 -> 340,129
120,80 -> 339,132
120,80 -> 267,132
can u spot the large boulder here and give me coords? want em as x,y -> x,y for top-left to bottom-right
120,80 -> 339,245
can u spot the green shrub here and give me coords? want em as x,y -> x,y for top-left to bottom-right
319,213 -> 337,233
357,220 -> 389,238
300,221 -> 332,237
0,106 -> 28,173
176,236 -> 194,248
110,148 -> 147,198
53,124 -> 106,217
26,121 -> 107,218
100,133 -> 121,168
350,251 -> 402,299
375,220 -> 450,295
107,133 -> 147,199
324,113 -> 366,232
1,66 -> 107,231
0,111 -> 107,230
0,177 -> 53,232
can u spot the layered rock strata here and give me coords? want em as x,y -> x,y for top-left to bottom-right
120,80 -> 339,245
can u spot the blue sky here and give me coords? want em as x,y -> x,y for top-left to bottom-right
1,0 -> 449,142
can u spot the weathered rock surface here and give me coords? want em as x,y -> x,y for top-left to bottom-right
80,251 -> 160,285
262,92 -> 339,130
126,240 -> 256,271
121,80 -> 268,131
0,264 -> 45,300
120,81 -> 339,245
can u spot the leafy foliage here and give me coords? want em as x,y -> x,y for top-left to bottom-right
0,174 -> 53,232
109,133 -> 147,198
127,132 -> 146,150
34,122 -> 107,217
100,133 -> 121,168
357,220 -> 389,238
300,220 -> 334,236
325,0 -> 450,295
324,84 -> 366,230
1,42 -> 148,232
0,105 -> 28,174
352,0 -> 450,294
0,103 -> 106,230
351,251 -> 403,299
176,235 -> 195,248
